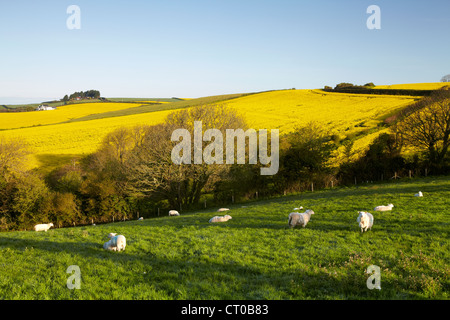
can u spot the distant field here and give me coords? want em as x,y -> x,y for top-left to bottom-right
0,176 -> 448,299
374,82 -> 449,90
0,102 -> 140,130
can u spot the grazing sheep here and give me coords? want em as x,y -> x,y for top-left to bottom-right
414,191 -> 423,197
374,204 -> 394,212
103,233 -> 126,252
217,208 -> 230,212
138,217 -> 144,221
288,209 -> 314,228
34,223 -> 54,232
293,206 -> 303,211
209,215 -> 232,223
357,211 -> 374,232
169,210 -> 180,216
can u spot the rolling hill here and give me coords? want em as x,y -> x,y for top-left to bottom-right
0,84 -> 433,170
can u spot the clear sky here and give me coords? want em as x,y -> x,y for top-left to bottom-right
1,0 -> 449,104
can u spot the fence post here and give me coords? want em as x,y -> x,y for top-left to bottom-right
355,177 -> 357,185
311,182 -> 314,192
409,170 -> 411,179
331,180 -> 334,188
425,168 -> 428,177
204,200 -> 207,208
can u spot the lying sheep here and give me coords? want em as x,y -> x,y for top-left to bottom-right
288,209 -> 314,228
138,217 -> 144,221
357,211 -> 374,232
103,233 -> 126,251
209,215 -> 232,223
34,223 -> 54,232
217,208 -> 230,212
169,210 -> 180,216
374,204 -> 394,212
293,206 -> 303,211
414,191 -> 423,197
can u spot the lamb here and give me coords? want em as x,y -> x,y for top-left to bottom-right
374,204 -> 394,212
169,210 -> 180,216
288,209 -> 314,228
357,211 -> 374,232
414,191 -> 423,197
34,223 -> 54,232
103,233 -> 126,251
217,208 -> 230,212
209,215 -> 232,223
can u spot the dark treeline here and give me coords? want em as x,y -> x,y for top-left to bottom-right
1,88 -> 449,231
63,90 -> 101,102
323,82 -> 437,96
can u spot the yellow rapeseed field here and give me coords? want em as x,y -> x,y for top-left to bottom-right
374,82 -> 449,90
0,88 -> 421,169
226,89 -> 416,135
0,102 -> 140,130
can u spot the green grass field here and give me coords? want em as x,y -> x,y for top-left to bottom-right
0,176 -> 448,300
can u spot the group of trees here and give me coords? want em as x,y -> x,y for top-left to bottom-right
62,90 -> 101,102
1,87 -> 449,231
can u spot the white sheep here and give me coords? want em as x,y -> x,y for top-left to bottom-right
217,208 -> 230,212
293,206 -> 303,211
209,215 -> 232,223
288,209 -> 314,228
374,204 -> 394,212
103,233 -> 126,251
138,217 -> 144,221
34,223 -> 54,232
414,191 -> 423,197
357,211 -> 374,232
169,210 -> 180,216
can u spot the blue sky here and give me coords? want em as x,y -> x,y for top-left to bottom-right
1,0 -> 449,104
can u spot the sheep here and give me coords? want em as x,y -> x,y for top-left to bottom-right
169,210 -> 180,216
103,233 -> 126,252
414,191 -> 423,197
357,211 -> 374,232
293,206 -> 303,211
374,204 -> 394,212
209,215 -> 232,223
217,208 -> 230,212
288,209 -> 314,228
34,223 -> 54,232
138,217 -> 144,221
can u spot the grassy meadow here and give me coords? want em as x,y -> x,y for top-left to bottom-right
0,176 -> 448,300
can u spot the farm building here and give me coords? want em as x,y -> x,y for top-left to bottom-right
36,104 -> 56,111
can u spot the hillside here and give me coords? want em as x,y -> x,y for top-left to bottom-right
0,87 -> 422,170
0,176 -> 448,299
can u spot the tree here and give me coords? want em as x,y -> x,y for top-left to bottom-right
396,88 -> 450,172
126,104 -> 248,209
0,138 -> 31,182
441,74 -> 450,82
277,122 -> 336,190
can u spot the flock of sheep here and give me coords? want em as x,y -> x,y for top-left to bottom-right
32,191 -> 425,252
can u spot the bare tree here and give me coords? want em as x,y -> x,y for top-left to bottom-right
397,88 -> 450,170
126,104 -> 248,209
0,138 -> 31,181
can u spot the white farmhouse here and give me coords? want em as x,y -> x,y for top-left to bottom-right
36,104 -> 56,111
